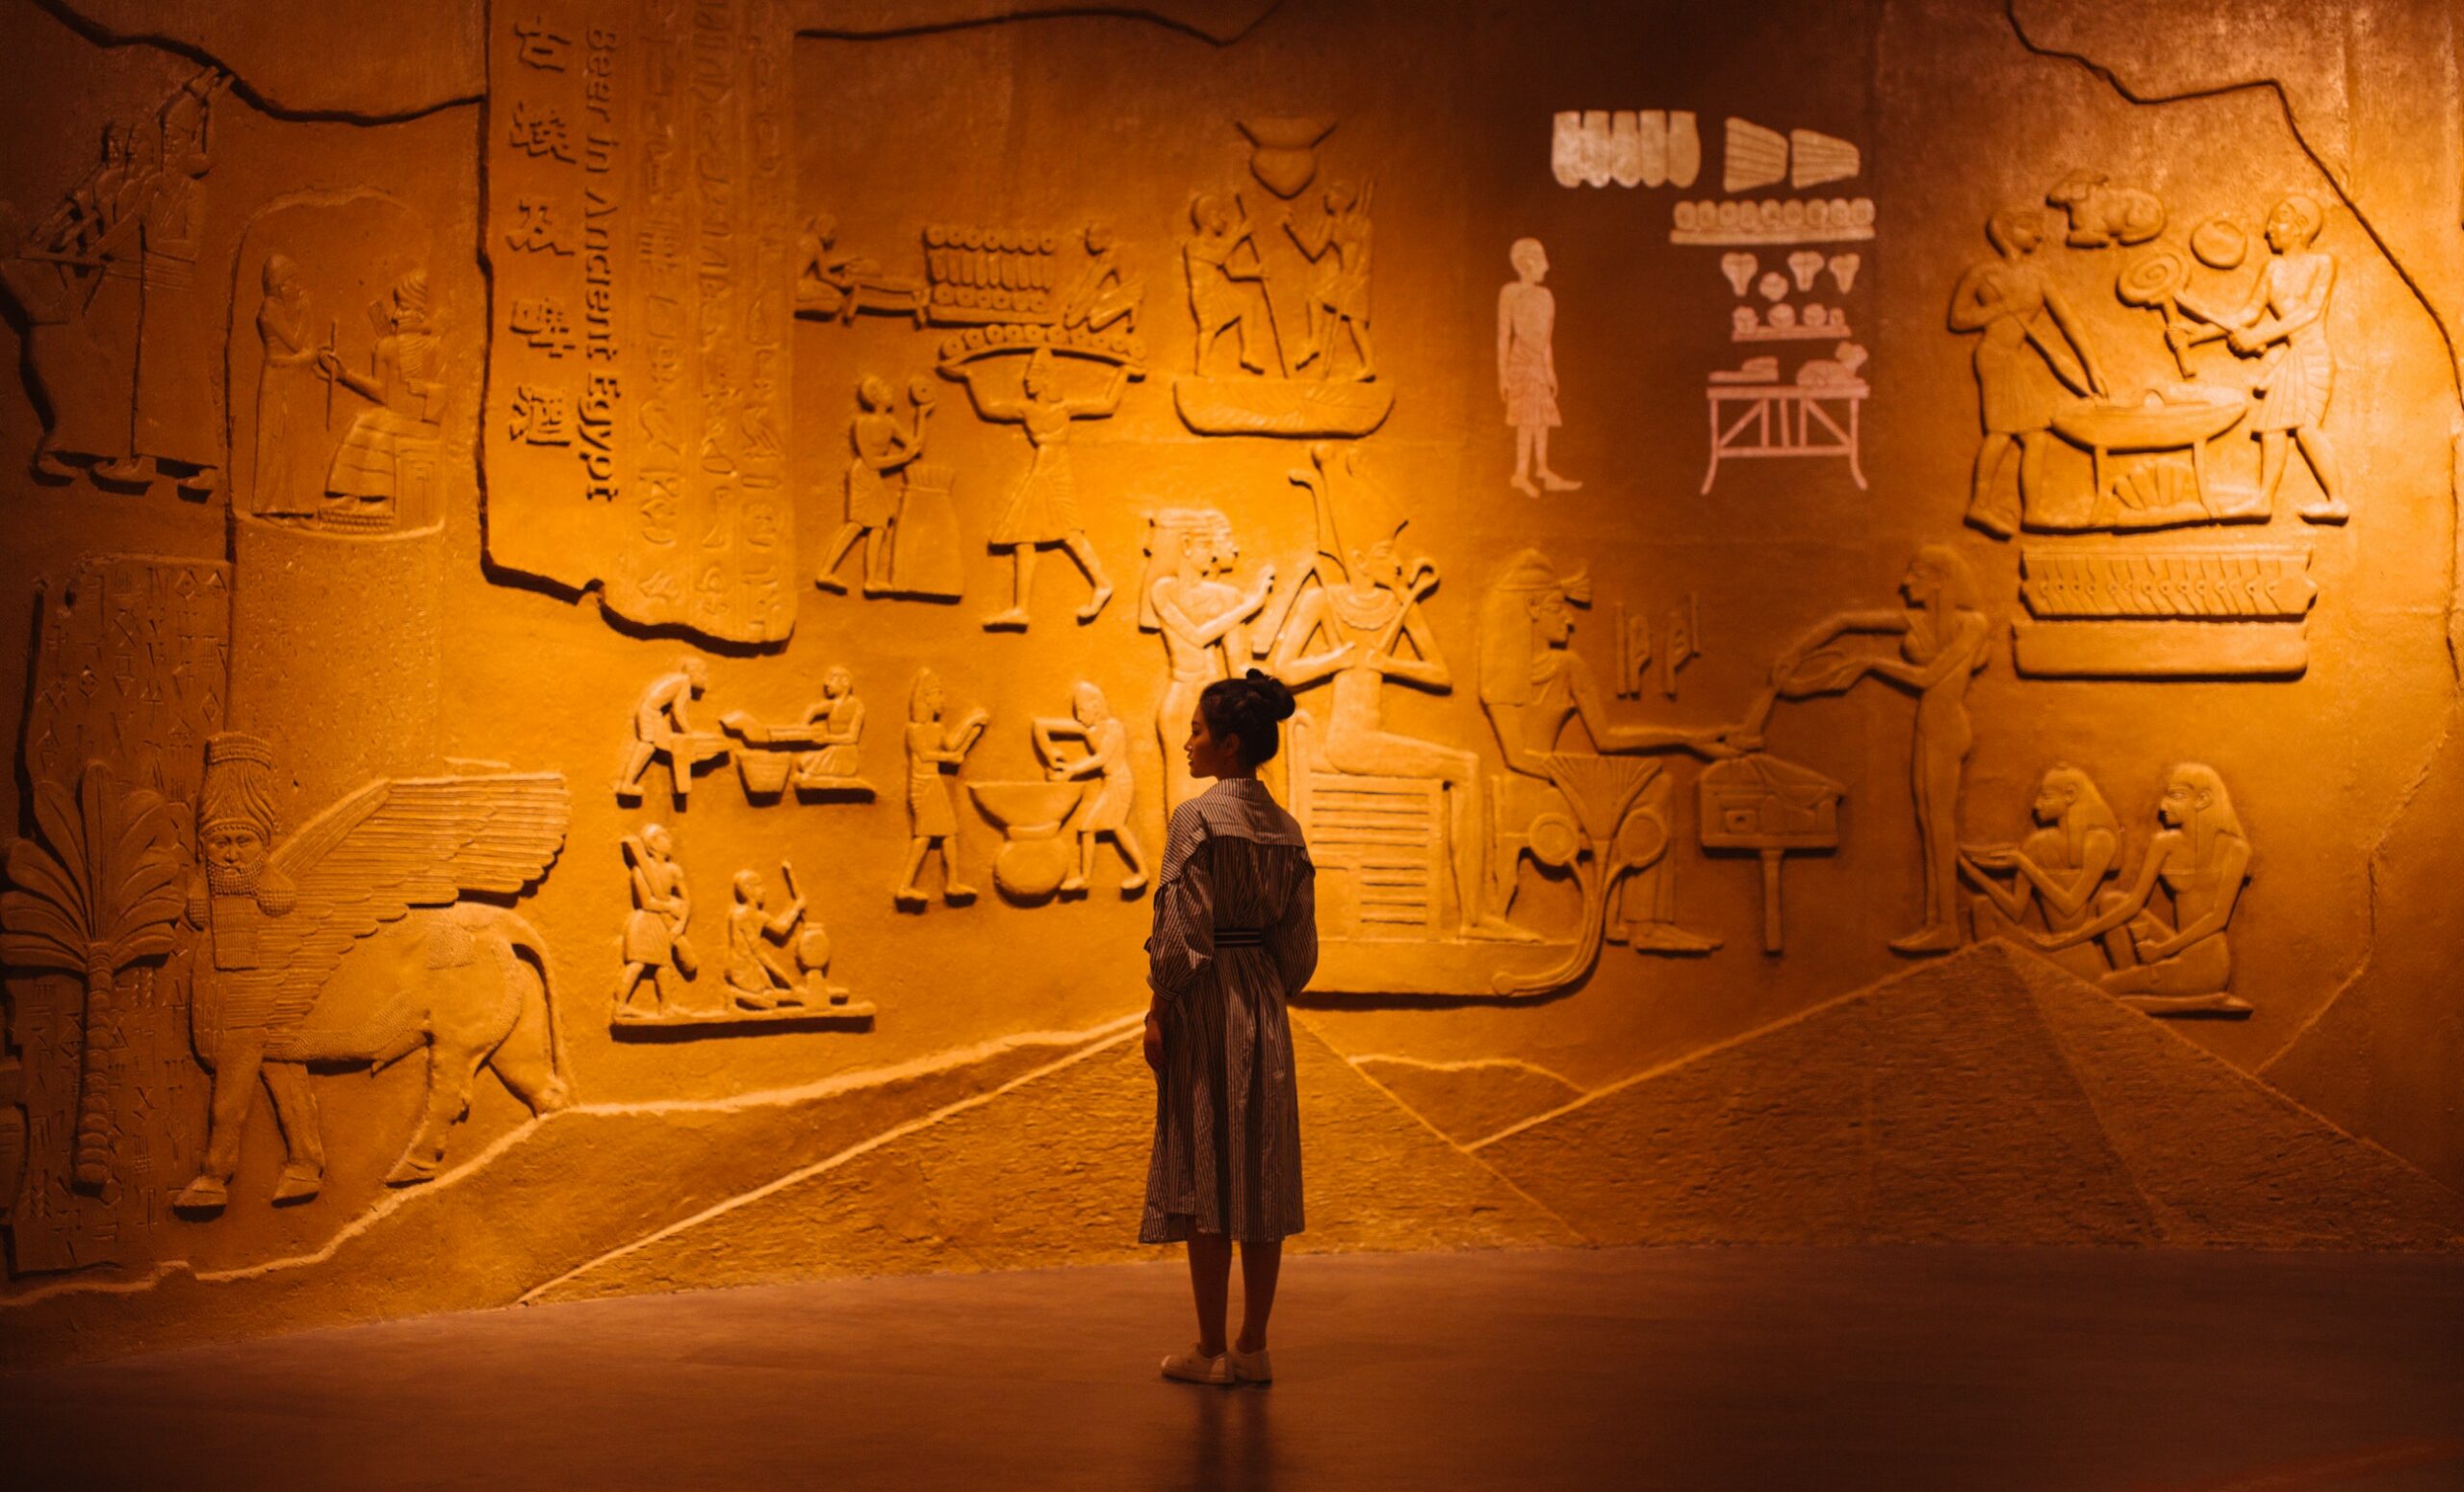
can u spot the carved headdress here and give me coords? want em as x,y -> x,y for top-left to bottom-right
1138,507 -> 1236,630
199,732 -> 294,909
1478,549 -> 1590,707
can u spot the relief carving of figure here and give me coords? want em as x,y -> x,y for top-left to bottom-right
1479,551 -> 1736,952
1060,221 -> 1144,337
723,866 -> 808,1012
615,825 -> 696,1017
1183,192 -> 1271,376
1948,208 -> 2107,537
793,666 -> 866,790
1284,179 -> 1374,380
1142,507 -> 1276,810
815,374 -> 932,595
614,656 -> 729,803
944,347 -> 1122,629
2027,764 -> 2253,1016
2182,194 -> 2344,523
1498,238 -> 1579,496
1032,682 -> 1150,894
316,268 -> 446,528
1773,546 -> 1993,955
1271,446 -> 1526,941
896,669 -> 989,908
250,252 -> 322,517
172,735 -> 571,1211
1960,764 -> 2121,956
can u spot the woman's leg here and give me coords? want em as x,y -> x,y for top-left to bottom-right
1187,1232 -> 1232,1356
1235,1240 -> 1282,1353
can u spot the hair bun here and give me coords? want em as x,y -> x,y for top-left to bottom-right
1245,668 -> 1297,722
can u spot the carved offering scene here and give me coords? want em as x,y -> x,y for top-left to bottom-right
0,9 -> 2459,1479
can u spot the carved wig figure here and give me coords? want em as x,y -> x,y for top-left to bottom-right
1183,192 -> 1270,375
251,252 -> 321,517
1960,764 -> 2120,941
1775,545 -> 1992,955
1497,238 -> 1578,496
896,669 -> 988,907
944,347 -> 1122,629
1143,507 -> 1275,810
317,268 -> 445,524
616,824 -> 696,1016
173,733 -> 571,1211
1271,446 -> 1524,941
2031,763 -> 2253,1016
1034,681 -> 1150,894
1479,550 -> 1734,952
1947,207 -> 2107,536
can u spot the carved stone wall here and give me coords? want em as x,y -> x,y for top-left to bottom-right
1,0 -> 2459,1363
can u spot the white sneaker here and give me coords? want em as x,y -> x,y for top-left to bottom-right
1227,1347 -> 1272,1385
1161,1346 -> 1232,1385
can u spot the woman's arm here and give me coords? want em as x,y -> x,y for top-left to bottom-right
2037,834 -> 2169,949
2019,828 -> 2118,920
1864,612 -> 1988,691
2136,839 -> 2250,959
1146,810 -> 1217,1007
1271,858 -> 1320,995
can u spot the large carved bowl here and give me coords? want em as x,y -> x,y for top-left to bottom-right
969,781 -> 1086,836
2052,386 -> 2246,450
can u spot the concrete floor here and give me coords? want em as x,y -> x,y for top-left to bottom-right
4,1247 -> 2461,1491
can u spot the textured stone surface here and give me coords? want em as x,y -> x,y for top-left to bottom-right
1480,943 -> 2464,1248
1348,1053 -> 1586,1146
531,1020 -> 1578,1303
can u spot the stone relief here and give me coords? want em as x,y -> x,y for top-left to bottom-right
1701,344 -> 1870,493
484,0 -> 798,644
2011,547 -> 2314,678
614,658 -> 727,806
1767,547 -> 1993,956
721,862 -> 871,1024
1142,507 -> 1278,811
795,214 -> 927,325
7,555 -> 227,1272
1553,110 -> 1702,190
721,666 -> 878,799
1610,595 -> 1700,701
813,373 -> 961,601
1497,239 -> 1580,496
1953,187 -> 2347,535
1980,762 -> 2255,1017
613,824 -> 696,1020
171,737 -> 572,1210
970,682 -> 1148,904
1722,117 -> 1861,193
940,345 -> 1129,629
1671,196 -> 1875,246
896,669 -> 989,909
1174,121 -> 1395,438
0,67 -> 229,495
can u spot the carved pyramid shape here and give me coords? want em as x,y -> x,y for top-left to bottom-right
1476,941 -> 2464,1248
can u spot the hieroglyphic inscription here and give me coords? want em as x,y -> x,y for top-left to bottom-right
484,0 -> 796,643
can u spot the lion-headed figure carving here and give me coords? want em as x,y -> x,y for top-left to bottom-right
173,733 -> 573,1212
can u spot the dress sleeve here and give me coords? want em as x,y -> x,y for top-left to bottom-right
1144,803 -> 1215,1001
1272,852 -> 1318,995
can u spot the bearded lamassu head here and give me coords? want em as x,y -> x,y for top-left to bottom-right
198,733 -> 294,912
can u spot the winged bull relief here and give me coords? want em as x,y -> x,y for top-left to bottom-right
172,733 -> 572,1212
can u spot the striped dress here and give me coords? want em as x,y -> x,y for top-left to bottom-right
1142,778 -> 1316,1244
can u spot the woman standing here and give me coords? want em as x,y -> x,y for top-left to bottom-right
1143,669 -> 1315,1388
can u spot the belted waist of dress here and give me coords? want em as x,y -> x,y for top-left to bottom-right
1215,926 -> 1268,948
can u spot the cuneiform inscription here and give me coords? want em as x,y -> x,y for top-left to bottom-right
2020,548 -> 2315,619
483,0 -> 796,644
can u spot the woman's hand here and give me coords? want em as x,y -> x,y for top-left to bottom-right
1142,1009 -> 1165,1071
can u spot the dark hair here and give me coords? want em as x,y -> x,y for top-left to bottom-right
1199,669 -> 1297,767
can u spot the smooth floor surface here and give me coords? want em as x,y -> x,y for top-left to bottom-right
4,1246 -> 2462,1491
